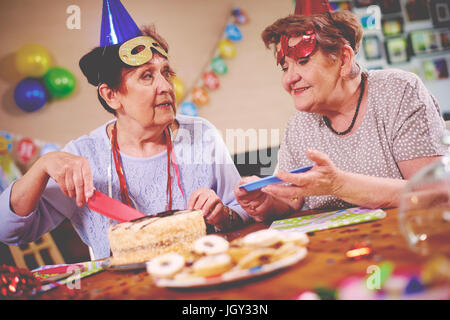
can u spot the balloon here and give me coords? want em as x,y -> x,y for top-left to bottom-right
15,44 -> 52,77
232,7 -> 249,25
14,79 -> 47,112
218,39 -> 236,59
179,102 -> 198,117
211,57 -> 228,75
40,143 -> 60,156
17,138 -> 37,164
192,87 -> 209,106
173,76 -> 185,103
225,24 -> 242,41
202,71 -> 220,90
43,67 -> 76,99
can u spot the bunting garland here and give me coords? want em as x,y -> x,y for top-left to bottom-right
176,7 -> 249,117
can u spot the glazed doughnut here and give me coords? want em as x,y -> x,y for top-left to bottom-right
227,245 -> 252,263
273,243 -> 301,261
237,248 -> 277,269
280,231 -> 309,246
192,253 -> 232,277
193,235 -> 230,255
146,252 -> 185,278
241,229 -> 283,248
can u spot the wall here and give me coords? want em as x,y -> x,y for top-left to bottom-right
0,0 -> 295,155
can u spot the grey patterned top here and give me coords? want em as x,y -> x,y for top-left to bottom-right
278,69 -> 447,210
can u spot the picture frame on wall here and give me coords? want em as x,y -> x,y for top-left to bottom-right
423,58 -> 449,81
430,0 -> 450,27
410,30 -> 440,54
382,17 -> 404,37
405,0 -> 431,22
385,37 -> 409,64
329,1 -> 353,11
353,0 -> 376,7
441,30 -> 450,50
357,5 -> 382,30
378,0 -> 402,14
363,35 -> 383,60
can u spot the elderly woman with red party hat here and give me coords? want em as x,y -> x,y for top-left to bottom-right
235,0 -> 447,222
0,0 -> 251,260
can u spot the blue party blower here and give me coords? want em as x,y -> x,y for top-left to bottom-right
239,165 -> 313,192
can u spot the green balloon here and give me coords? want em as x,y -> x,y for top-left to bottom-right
211,57 -> 227,75
43,67 -> 76,99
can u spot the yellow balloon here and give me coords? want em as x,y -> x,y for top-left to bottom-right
15,44 -> 52,77
218,39 -> 236,59
173,76 -> 185,103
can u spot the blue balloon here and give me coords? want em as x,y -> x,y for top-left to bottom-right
225,24 -> 242,41
180,102 -> 198,117
14,79 -> 47,112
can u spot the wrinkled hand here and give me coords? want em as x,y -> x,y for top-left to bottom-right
262,150 -> 342,201
41,151 -> 94,207
234,176 -> 274,222
188,188 -> 226,227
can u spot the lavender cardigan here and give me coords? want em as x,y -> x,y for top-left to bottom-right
0,115 -> 250,259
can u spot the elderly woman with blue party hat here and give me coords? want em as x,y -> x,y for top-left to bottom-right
0,0 -> 250,260
235,0 -> 447,222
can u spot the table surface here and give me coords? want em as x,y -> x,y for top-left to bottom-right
38,208 -> 439,300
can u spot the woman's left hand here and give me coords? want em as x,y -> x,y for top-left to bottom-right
262,149 -> 343,201
188,188 -> 226,228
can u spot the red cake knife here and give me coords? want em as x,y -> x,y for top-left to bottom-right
88,190 -> 145,222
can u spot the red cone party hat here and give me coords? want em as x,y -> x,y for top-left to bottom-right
294,0 -> 331,16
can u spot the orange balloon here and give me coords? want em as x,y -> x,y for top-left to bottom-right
192,87 -> 209,106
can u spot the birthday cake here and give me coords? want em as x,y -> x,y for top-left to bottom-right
108,209 -> 206,265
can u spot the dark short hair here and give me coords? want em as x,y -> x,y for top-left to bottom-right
79,25 -> 169,115
262,10 -> 363,61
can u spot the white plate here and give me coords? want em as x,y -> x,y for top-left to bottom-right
152,247 -> 307,288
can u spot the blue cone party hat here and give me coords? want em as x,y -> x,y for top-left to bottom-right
100,0 -> 142,47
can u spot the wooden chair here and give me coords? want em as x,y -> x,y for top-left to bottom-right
8,233 -> 65,269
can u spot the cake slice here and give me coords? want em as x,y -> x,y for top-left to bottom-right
108,209 -> 206,265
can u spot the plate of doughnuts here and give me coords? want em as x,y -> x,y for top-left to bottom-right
147,229 -> 309,288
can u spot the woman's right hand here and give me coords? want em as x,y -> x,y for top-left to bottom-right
40,151 -> 94,207
234,176 -> 274,222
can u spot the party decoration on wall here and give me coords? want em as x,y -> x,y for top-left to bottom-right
180,102 -> 199,117
232,7 -> 249,25
13,42 -> 77,112
173,76 -> 186,103
202,71 -> 220,90
17,138 -> 38,164
177,7 -> 248,117
225,24 -> 243,41
13,79 -> 47,112
43,67 -> 76,99
211,57 -> 228,75
0,131 -> 61,192
15,44 -> 52,78
218,39 -> 237,59
0,131 -> 22,193
40,143 -> 61,156
0,131 -> 13,155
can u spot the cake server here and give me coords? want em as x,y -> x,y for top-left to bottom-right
88,190 -> 145,222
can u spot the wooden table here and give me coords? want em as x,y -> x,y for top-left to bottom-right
38,208 -> 439,300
